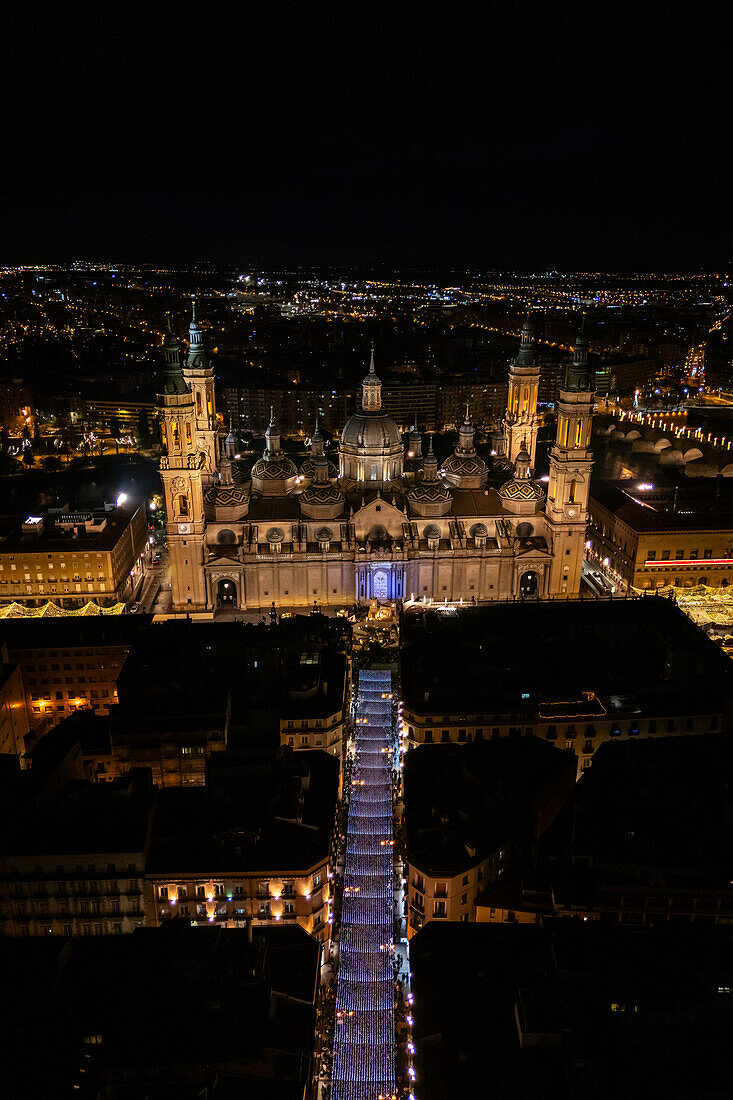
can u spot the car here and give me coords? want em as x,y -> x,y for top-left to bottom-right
128,603 -> 140,614
152,554 -> 161,565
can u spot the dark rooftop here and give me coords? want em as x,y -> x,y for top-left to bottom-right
403,738 -> 576,877
0,923 -> 319,1099
591,479 -> 733,532
147,748 -> 339,875
0,611 -> 152,650
0,503 -> 143,553
543,733 -> 733,883
410,921 -> 733,1100
400,597 -> 733,717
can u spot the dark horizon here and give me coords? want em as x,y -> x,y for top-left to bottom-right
2,3 -> 732,271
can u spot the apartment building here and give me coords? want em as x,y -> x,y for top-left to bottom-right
403,738 -> 575,936
0,615 -> 150,734
588,480 -> 733,591
144,748 -> 338,949
0,503 -> 148,609
0,769 -> 153,938
399,598 -> 732,775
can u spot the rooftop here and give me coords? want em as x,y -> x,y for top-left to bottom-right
147,748 -> 339,875
0,503 -> 144,554
410,921 -> 733,1100
0,923 -> 319,1098
591,480 -> 733,533
403,738 -> 576,877
400,597 -> 733,719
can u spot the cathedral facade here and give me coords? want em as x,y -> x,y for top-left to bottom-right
158,307 -> 595,613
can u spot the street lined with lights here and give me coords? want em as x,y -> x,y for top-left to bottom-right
331,668 -> 397,1100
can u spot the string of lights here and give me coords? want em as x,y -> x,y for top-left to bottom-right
331,668 -> 396,1100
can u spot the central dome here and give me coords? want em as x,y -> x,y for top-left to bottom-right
341,412 -> 402,448
338,345 -> 405,489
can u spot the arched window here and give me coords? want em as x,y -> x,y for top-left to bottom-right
161,423 -> 167,448
196,393 -> 202,415
561,418 -> 569,448
185,423 -> 192,446
171,420 -> 180,447
569,480 -> 577,504
176,494 -> 189,517
207,396 -> 213,417
522,386 -> 529,413
575,420 -> 583,447
586,421 -> 592,447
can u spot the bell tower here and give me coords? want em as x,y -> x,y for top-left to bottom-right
182,297 -> 218,486
546,320 -> 595,596
504,317 -> 541,468
158,317 -> 208,611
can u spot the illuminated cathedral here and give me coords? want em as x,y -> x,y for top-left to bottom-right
158,304 -> 594,612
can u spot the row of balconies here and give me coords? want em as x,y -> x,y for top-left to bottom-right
11,906 -> 144,922
6,884 -> 140,899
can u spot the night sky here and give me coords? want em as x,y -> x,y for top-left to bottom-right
2,2 -> 732,270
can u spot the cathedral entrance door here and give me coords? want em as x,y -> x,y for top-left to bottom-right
217,578 -> 237,607
519,570 -> 538,598
373,569 -> 389,600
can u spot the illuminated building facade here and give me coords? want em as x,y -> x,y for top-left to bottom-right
0,616 -> 148,732
0,504 -> 147,610
159,307 -> 595,612
588,481 -> 733,591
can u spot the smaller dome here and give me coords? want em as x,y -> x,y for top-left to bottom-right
407,480 -> 452,506
300,482 -> 344,507
499,478 -> 545,503
442,451 -> 488,487
266,527 -> 285,543
204,484 -> 250,508
250,454 -> 298,481
516,446 -> 531,465
423,523 -> 441,539
491,453 -> 513,473
315,526 -> 333,542
300,455 -> 338,480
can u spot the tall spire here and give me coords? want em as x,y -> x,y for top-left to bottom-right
225,418 -> 237,459
161,314 -> 189,395
422,433 -> 439,481
265,406 -> 281,454
564,313 -> 594,392
186,295 -> 210,371
514,437 -> 532,480
458,403 -> 475,453
311,417 -> 325,456
514,314 -> 536,368
362,342 -> 382,411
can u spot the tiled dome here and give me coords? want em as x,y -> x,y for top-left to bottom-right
250,454 -> 298,481
499,477 -> 545,502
